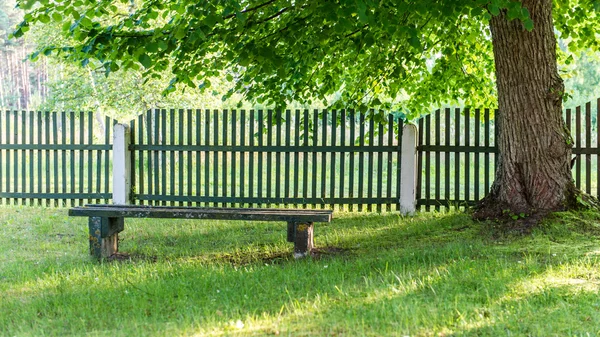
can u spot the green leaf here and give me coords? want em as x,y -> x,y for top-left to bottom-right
146,42 -> 159,53
38,14 -> 51,24
138,53 -> 152,68
489,4 -> 500,16
523,18 -> 534,31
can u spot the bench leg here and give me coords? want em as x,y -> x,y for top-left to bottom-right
289,222 -> 314,258
89,216 -> 124,259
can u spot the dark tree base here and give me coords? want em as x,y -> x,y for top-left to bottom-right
473,186 -> 599,229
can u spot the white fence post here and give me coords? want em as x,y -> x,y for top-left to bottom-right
400,124 -> 418,214
113,123 -> 131,204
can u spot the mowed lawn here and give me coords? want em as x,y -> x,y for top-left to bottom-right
1,206 -> 599,336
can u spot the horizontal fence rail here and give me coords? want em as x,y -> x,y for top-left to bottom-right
0,110 -> 114,205
129,109 -> 404,211
417,99 -> 600,210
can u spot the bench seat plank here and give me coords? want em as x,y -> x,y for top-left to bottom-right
69,206 -> 332,223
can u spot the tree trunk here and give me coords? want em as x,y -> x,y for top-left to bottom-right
476,0 -> 576,218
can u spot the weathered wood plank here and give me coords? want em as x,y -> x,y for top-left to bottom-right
71,205 -> 333,223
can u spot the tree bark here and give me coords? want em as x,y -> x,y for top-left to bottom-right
476,0 -> 576,218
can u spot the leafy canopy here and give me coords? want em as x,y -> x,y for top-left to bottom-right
12,0 -> 600,117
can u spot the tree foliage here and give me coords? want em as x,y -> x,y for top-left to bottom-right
11,0 -> 600,117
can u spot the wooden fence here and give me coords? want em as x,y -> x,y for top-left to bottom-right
416,100 -> 600,210
128,109 -> 405,211
0,110 -> 113,205
2,100 -> 599,211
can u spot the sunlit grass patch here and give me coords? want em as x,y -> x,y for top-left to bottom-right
0,206 -> 599,336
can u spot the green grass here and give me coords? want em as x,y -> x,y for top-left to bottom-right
1,207 -> 600,336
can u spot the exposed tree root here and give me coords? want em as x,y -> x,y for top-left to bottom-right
472,188 -> 600,231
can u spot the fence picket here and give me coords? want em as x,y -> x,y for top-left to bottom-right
424,114 -> 431,211
434,109 -> 440,211
585,102 -> 591,194
349,109 -> 356,211
358,112 -> 365,211
576,106 -> 581,189
222,109 -> 228,207
367,112 -> 374,212
321,110 -> 328,209
453,109 -> 460,206
474,109 -> 480,202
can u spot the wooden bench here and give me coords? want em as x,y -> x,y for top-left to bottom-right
68,204 -> 333,259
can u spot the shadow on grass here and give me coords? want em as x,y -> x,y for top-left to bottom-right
1,210 -> 600,335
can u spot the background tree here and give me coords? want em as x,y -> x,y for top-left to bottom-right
12,0 -> 600,220
0,0 -> 48,108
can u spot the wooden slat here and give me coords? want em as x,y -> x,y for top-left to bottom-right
177,109 -> 184,205
349,109 -> 356,211
204,109 -> 210,206
160,109 -> 167,205
444,108 -> 451,204
6,111 -> 11,202
240,109 -> 246,203
474,109 -> 480,201
454,108 -> 460,205
341,110 -> 348,209
312,109 -> 318,208
424,114 -> 431,211
434,109 -> 440,211
138,114 -> 145,205
396,118 -> 403,210
484,109 -> 490,195
416,117 -> 423,208
376,114 -> 383,212
30,111 -> 36,205
575,106 -> 581,189
293,109 -> 300,203
13,111 -> 18,204
321,109 -> 328,209
358,111 -> 365,211
87,111 -> 93,205
249,110 -> 256,207
169,109 -> 176,205
135,194 -> 398,205
386,115 -> 394,211
153,109 -> 160,205
186,109 -> 193,206
231,109 -> 237,206
104,116 -> 111,203
331,110 -> 338,209
44,111 -> 49,204
464,108 -> 470,205
194,109 -> 201,206
276,110 -> 283,204
213,109 -> 219,207
302,109 -> 309,208
222,109 -> 228,207
257,110 -> 264,204
285,109 -> 291,205
266,110 -> 273,206
22,111 -> 28,204
585,102 -> 591,194
367,111 -> 374,212
94,115 -> 102,205
12,111 -> 19,204
69,205 -> 332,223
46,112 -> 51,205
